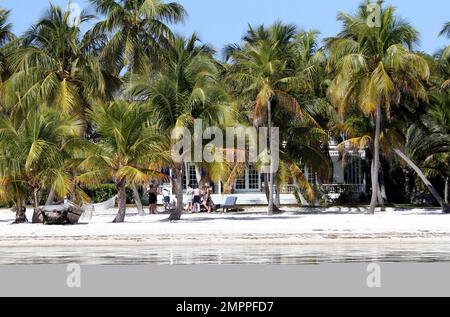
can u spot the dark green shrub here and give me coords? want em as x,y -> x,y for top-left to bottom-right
83,184 -> 144,204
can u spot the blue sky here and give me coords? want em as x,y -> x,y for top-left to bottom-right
1,0 -> 449,55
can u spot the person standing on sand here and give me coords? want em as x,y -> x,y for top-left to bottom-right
186,184 -> 194,213
203,188 -> 215,213
147,184 -> 158,215
193,186 -> 201,213
162,188 -> 171,212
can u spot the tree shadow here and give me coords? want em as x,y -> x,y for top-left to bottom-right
158,215 -> 298,223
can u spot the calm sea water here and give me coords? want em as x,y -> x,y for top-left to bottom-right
1,243 -> 450,265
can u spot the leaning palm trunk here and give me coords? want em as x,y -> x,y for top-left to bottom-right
169,167 -> 184,221
132,183 -> 145,216
293,177 -> 310,206
369,105 -> 382,214
113,180 -> 127,223
46,188 -> 56,206
393,148 -> 450,213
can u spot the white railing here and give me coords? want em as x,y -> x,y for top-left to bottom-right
277,184 -> 366,194
321,184 -> 366,194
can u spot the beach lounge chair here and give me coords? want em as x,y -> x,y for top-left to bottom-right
217,196 -> 238,213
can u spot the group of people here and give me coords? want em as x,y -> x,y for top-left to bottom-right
185,185 -> 215,213
145,184 -> 215,215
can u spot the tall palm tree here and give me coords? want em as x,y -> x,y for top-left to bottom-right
76,100 -> 170,223
0,107 -> 83,223
327,1 -> 430,214
225,22 -> 321,214
128,34 -> 229,220
3,4 -> 115,122
89,0 -> 187,75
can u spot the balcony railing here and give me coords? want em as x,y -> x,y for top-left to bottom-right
321,184 -> 367,194
278,184 -> 367,194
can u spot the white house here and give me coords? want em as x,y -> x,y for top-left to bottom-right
160,138 -> 368,206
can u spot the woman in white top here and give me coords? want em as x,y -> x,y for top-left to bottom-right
186,185 -> 194,213
192,187 -> 201,213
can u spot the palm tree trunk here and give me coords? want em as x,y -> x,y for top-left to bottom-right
404,168 -> 413,202
268,99 -> 274,215
132,183 -> 145,216
374,163 -> 385,208
195,165 -> 205,188
46,188 -> 56,206
377,184 -> 385,209
113,180 -> 127,223
379,168 -> 388,204
13,201 -> 27,224
71,172 -> 78,203
275,178 -> 281,208
369,104 -> 382,214
445,177 -> 449,205
169,167 -> 184,221
264,176 -> 270,201
31,187 -> 41,223
295,183 -> 310,206
393,148 -> 450,213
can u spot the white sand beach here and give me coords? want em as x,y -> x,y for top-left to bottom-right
1,207 -> 450,246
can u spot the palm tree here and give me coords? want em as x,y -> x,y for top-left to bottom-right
0,8 -> 15,109
439,22 -> 450,38
225,22 -> 321,214
0,8 -> 14,44
327,1 -> 430,214
3,4 -> 115,122
438,22 -> 450,89
0,107 -> 83,223
128,34 -> 229,220
0,8 -> 14,74
89,0 -> 187,75
76,100 -> 170,223
403,93 -> 450,211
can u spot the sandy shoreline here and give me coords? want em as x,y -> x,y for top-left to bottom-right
2,236 -> 450,247
1,207 -> 450,246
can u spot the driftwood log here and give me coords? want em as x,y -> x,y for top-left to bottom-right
34,203 -> 85,225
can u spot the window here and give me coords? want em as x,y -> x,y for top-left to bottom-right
303,166 -> 316,186
235,172 -> 246,190
345,158 -> 363,184
248,165 -> 260,190
234,165 -> 261,192
188,165 -> 198,188
183,164 -> 199,190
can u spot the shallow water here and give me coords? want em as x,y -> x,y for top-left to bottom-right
1,243 -> 450,265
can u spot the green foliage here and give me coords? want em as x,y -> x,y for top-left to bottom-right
84,184 -> 145,204
84,184 -> 117,204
